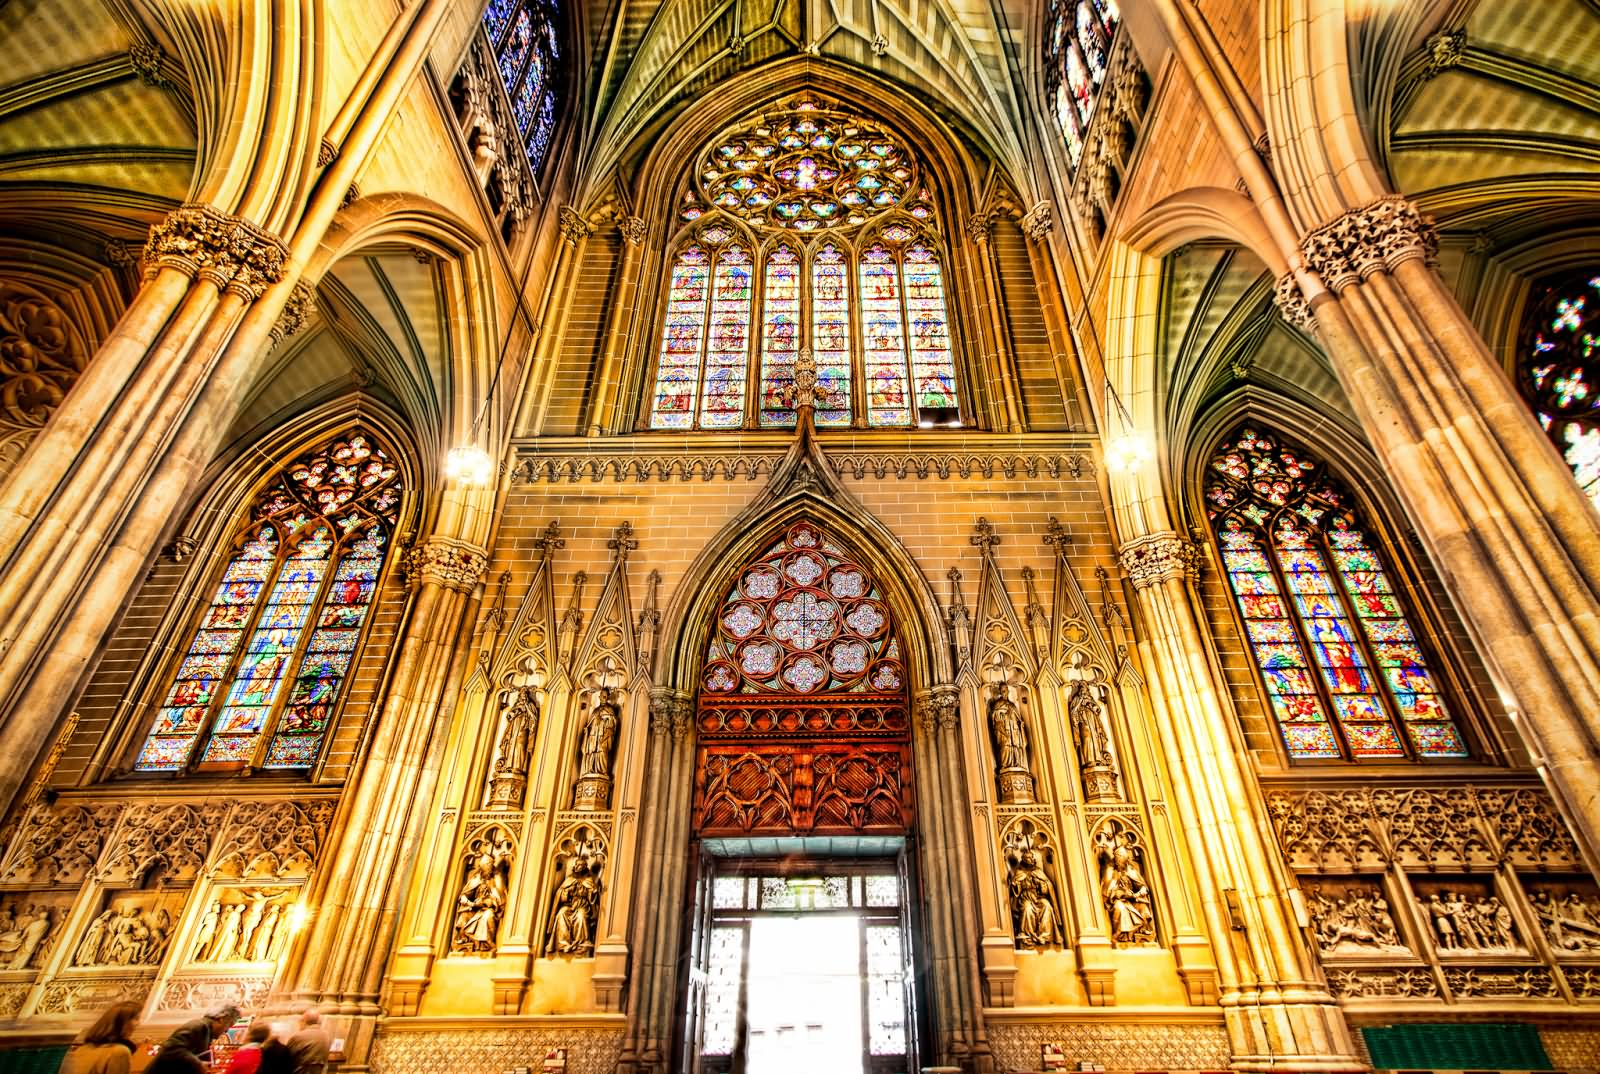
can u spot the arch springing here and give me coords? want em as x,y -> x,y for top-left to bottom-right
1518,271 -> 1600,511
1204,426 -> 1467,762
134,431 -> 402,773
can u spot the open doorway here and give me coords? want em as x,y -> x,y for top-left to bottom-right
686,865 -> 917,1074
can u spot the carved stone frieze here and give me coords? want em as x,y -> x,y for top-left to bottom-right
73,889 -> 184,968
1326,967 -> 1439,1000
512,450 -> 1091,484
0,984 -> 27,1017
1298,196 -> 1439,294
1526,877 -> 1600,954
986,1021 -> 1228,1072
1266,785 -> 1580,872
158,975 -> 272,1012
0,892 -> 70,970
1304,879 -> 1410,957
1562,966 -> 1600,999
210,799 -> 335,880
405,536 -> 489,593
1117,533 -> 1200,590
188,887 -> 295,964
1,803 -> 121,886
37,975 -> 151,1015
141,203 -> 288,300
1411,877 -> 1526,955
1443,966 -> 1558,999
369,1027 -> 624,1074
268,281 -> 317,347
98,802 -> 225,886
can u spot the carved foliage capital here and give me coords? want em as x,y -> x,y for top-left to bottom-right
915,685 -> 960,733
620,216 -> 647,246
559,206 -> 593,246
649,688 -> 693,739
1274,272 -> 1314,332
1021,201 -> 1053,241
1117,533 -> 1200,590
1299,196 -> 1438,293
268,281 -> 317,348
406,536 -> 489,593
142,204 -> 288,300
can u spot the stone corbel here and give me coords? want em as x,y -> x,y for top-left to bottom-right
404,536 -> 489,594
1117,533 -> 1200,590
268,281 -> 317,348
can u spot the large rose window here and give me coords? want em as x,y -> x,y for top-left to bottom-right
703,522 -> 903,696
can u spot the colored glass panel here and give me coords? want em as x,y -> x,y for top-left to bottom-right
860,244 -> 910,426
484,0 -> 560,171
135,528 -> 278,771
1206,425 -> 1469,763
700,247 -> 753,427
758,246 -> 802,427
649,246 -> 711,429
497,9 -> 533,87
1044,0 -> 1119,168
904,244 -> 958,422
1517,273 -> 1600,511
484,0 -> 518,43
810,245 -> 852,426
1076,3 -> 1108,83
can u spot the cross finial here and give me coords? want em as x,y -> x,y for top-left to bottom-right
533,520 -> 565,561
971,517 -> 1000,561
1044,516 -> 1071,555
608,521 -> 639,564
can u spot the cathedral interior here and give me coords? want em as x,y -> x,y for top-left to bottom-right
1,0 -> 1600,1071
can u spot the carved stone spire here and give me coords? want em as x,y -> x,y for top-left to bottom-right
971,517 -> 1000,562
532,520 -> 565,562
607,521 -> 638,565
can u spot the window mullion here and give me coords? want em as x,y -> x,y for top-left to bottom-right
693,247 -> 718,430
848,242 -> 867,429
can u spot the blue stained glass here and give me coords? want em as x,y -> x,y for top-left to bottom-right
498,10 -> 533,87
484,0 -> 518,42
484,1 -> 562,173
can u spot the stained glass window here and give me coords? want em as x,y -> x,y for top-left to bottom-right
1517,271 -> 1600,511
134,432 -> 402,773
702,521 -> 903,697
1205,425 -> 1468,762
482,0 -> 561,172
1043,0 -> 1120,168
647,97 -> 961,430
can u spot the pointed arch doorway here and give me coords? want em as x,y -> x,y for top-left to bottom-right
679,519 -> 924,1074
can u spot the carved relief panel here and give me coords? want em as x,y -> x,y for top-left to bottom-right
1407,876 -> 1526,957
0,892 -> 73,971
70,888 -> 187,969
544,824 -> 607,958
186,887 -> 297,965
1524,876 -> 1600,956
1001,819 -> 1065,950
1304,877 -> 1412,958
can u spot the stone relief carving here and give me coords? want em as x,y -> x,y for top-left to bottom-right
1,803 -> 120,886
190,888 -> 295,963
1411,879 -> 1524,955
406,536 -> 490,594
545,826 -> 607,958
1326,967 -> 1439,1000
211,799 -> 334,880
0,894 -> 67,970
1443,966 -> 1557,999
1094,817 -> 1157,945
0,282 -> 89,472
449,35 -> 534,239
141,203 -> 287,299
487,682 -> 541,808
73,889 -> 185,968
982,652 -> 1034,805
37,977 -> 150,1016
1117,533 -> 1200,590
1297,196 -> 1438,294
1002,820 -> 1064,950
99,802 -> 224,886
450,826 -> 515,956
158,975 -> 272,1013
1065,668 -> 1119,803
511,450 -> 1091,484
1304,879 -> 1409,957
1527,879 -> 1600,953
574,691 -> 621,811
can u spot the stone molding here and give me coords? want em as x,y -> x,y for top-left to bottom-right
141,204 -> 288,300
405,537 -> 489,594
1297,195 -> 1439,294
1117,533 -> 1200,590
268,281 -> 317,347
648,688 -> 692,740
1274,271 -> 1314,331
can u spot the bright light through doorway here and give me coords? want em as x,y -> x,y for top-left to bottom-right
744,914 -> 864,1074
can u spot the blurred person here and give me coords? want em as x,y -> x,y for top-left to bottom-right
62,1000 -> 141,1074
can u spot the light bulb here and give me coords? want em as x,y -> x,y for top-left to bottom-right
1104,430 -> 1153,474
445,445 -> 494,486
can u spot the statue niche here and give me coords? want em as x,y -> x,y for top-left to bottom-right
1002,820 -> 1064,949
1066,666 -> 1120,803
573,661 -> 625,811
982,654 -> 1035,805
545,827 -> 607,958
1094,818 -> 1156,945
487,677 -> 543,808
450,826 -> 515,956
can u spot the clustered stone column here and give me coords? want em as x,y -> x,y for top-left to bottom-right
282,536 -> 487,1063
616,687 -> 693,1074
1117,533 -> 1363,1073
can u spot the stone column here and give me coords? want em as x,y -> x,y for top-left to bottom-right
962,213 -> 1024,434
1118,533 -> 1363,1073
1279,199 -> 1600,865
911,688 -> 964,1064
282,537 -> 486,1061
588,215 -> 648,436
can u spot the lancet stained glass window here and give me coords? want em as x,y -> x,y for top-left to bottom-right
135,431 -> 402,773
1204,425 -> 1467,762
647,97 -> 960,430
1517,271 -> 1600,511
1044,0 -> 1120,168
482,0 -> 560,171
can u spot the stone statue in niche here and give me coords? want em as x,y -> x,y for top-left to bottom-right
1305,881 -> 1408,956
0,899 -> 59,970
1414,881 -> 1523,954
982,653 -> 1034,805
545,828 -> 606,957
1002,822 -> 1063,949
450,827 -> 515,956
573,662 -> 625,811
1067,669 -> 1119,803
1529,883 -> 1600,952
1094,819 -> 1156,945
487,682 -> 542,808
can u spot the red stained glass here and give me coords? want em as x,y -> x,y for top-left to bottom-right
860,244 -> 910,426
650,246 -> 712,429
810,245 -> 853,426
1206,426 -> 1468,762
758,246 -> 802,427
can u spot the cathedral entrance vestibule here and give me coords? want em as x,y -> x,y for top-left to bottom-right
678,520 -> 924,1073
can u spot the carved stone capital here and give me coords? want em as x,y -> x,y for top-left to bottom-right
1299,196 -> 1438,293
649,688 -> 691,738
1273,272 -> 1314,331
559,206 -> 592,246
965,212 -> 995,244
404,537 -> 489,593
1118,532 -> 1200,590
620,216 -> 647,246
915,685 -> 960,733
128,42 -> 172,88
316,139 -> 338,167
268,281 -> 317,347
142,204 -> 288,300
1021,201 -> 1053,241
